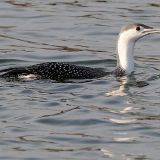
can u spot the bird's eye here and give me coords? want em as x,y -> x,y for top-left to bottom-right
136,26 -> 141,31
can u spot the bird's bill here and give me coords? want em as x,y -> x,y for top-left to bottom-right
143,28 -> 160,35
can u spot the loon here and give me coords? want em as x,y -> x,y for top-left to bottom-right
0,23 -> 160,81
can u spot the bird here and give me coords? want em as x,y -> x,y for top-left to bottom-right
0,23 -> 160,81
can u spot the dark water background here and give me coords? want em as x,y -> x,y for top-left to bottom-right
0,0 -> 160,159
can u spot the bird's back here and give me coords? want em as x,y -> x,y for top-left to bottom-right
0,62 -> 108,81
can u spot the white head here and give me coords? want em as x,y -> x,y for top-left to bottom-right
116,23 -> 160,76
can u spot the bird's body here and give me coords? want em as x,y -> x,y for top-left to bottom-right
0,62 -> 108,81
0,23 -> 160,81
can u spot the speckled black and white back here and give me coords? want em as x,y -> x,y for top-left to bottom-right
0,62 -> 109,81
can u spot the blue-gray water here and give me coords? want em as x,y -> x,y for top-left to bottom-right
0,0 -> 160,160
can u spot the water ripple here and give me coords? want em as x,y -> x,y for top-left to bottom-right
0,0 -> 160,160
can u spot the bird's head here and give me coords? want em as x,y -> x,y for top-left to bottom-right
116,23 -> 160,76
119,23 -> 160,42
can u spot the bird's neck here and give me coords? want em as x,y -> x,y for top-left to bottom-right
116,35 -> 135,76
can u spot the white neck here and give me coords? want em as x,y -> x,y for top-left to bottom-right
117,33 -> 136,75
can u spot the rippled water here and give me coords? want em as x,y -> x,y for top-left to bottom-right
0,0 -> 160,160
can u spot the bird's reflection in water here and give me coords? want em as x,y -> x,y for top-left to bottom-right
106,75 -> 149,96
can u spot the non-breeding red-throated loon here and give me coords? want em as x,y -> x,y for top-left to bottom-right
0,23 -> 160,81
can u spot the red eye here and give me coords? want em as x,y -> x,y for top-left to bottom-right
136,26 -> 141,31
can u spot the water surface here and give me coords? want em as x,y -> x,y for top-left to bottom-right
0,0 -> 160,160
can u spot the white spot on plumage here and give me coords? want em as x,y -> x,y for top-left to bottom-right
18,74 -> 37,80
